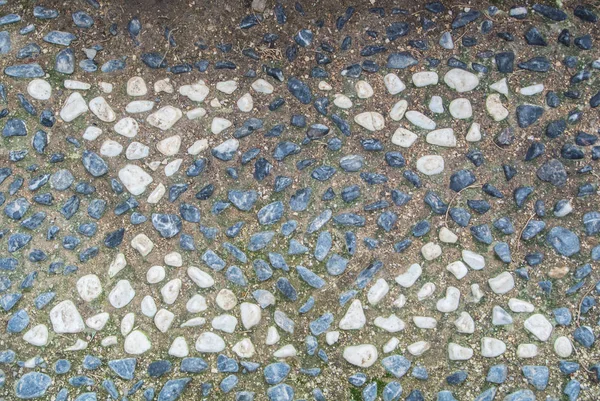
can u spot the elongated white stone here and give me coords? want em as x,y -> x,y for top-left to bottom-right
405,110 -> 436,130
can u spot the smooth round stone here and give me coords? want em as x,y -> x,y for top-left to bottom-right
318,81 -> 332,90
524,314 -> 553,341
354,112 -> 385,131
448,343 -> 473,360
240,302 -> 262,329
125,142 -> 149,160
554,336 -> 573,357
508,298 -> 534,313
110,257 -> 126,277
374,314 -> 405,332
326,331 -> 339,345
343,344 -> 378,367
517,344 -> 538,358
216,289 -> 238,310
407,341 -> 430,356
417,283 -> 436,301
426,128 -> 456,147
124,330 -> 151,354
188,139 -> 208,155
83,126 -> 102,141
76,274 -> 102,302
60,92 -> 89,122
520,83 -> 544,96
389,100 -> 408,121
114,117 -> 139,138
251,78 -> 274,94
333,94 -> 353,109
413,316 -> 437,329
449,98 -> 472,119
391,127 -> 417,148
466,122 -> 482,142
367,279 -> 389,305
169,336 -> 189,357
127,76 -> 148,96
216,80 -> 238,94
89,96 -> 116,122
147,106 -> 183,130
147,184 -> 165,204
23,324 -> 49,346
395,264 -> 421,287
481,337 -> 507,357
100,140 -> 123,157
232,338 -> 255,358
187,107 -> 206,120
339,300 -> 366,330
355,80 -> 374,98
98,82 -> 113,93
446,261 -> 468,279
186,294 -> 208,313
462,250 -> 485,270
64,80 -> 91,90
187,266 -> 215,288
273,344 -> 297,358
237,93 -> 253,112
118,164 -> 153,195
266,326 -> 281,345
436,286 -> 460,312
108,280 -> 135,309
384,73 -> 406,94
417,283 -> 436,300
196,332 -> 226,353
126,100 -> 154,113
154,309 -> 175,332
454,312 -> 475,333
211,117 -> 232,134
444,68 -> 479,92
416,155 -> 444,175
86,313 -> 109,330
429,96 -> 444,113
27,79 -> 52,100
50,300 -> 85,333
141,295 -> 157,317
154,78 -> 173,93
488,272 -> 514,294
161,279 -> 182,304
120,314 -> 134,335
405,110 -> 436,130
490,78 -> 509,95
412,71 -> 438,87
486,94 -> 508,121
179,80 -> 209,101
157,135 -> 181,156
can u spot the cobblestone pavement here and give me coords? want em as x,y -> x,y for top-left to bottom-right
0,0 -> 599,400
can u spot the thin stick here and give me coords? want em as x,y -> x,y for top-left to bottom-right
160,28 -> 178,66
576,283 -> 597,327
444,184 -> 480,228
515,212 -> 536,254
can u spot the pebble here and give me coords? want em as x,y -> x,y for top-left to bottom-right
354,112 -> 385,131
343,344 -> 378,367
406,111 -> 436,130
444,69 -> 479,92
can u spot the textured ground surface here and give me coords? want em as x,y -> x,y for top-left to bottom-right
0,0 -> 599,400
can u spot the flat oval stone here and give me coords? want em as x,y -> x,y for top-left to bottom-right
444,68 -> 479,92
